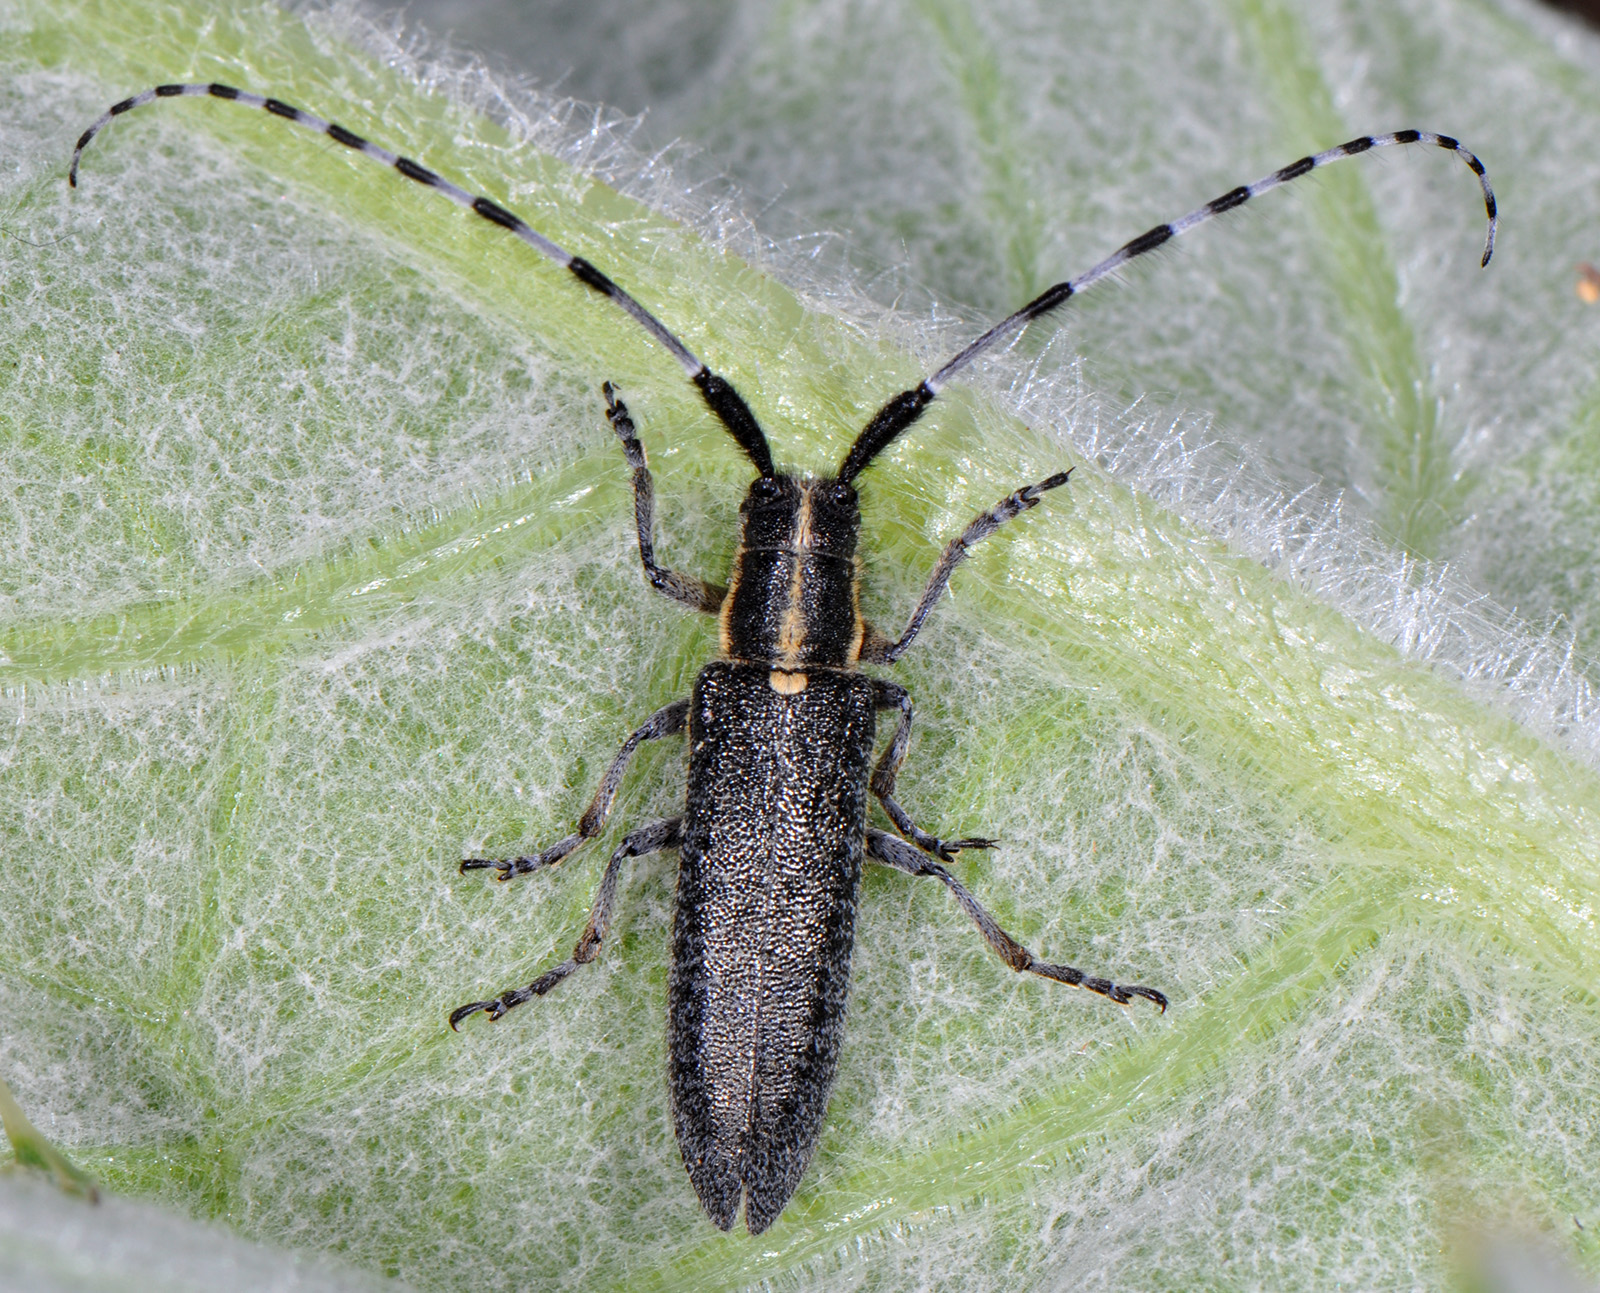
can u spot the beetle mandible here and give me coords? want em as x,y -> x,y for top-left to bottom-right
70,83 -> 1496,1234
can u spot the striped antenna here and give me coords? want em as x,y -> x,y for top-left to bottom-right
836,131 -> 1497,484
70,88 -> 1496,489
69,82 -> 777,478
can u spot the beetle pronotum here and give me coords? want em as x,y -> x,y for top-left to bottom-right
70,82 -> 1496,1235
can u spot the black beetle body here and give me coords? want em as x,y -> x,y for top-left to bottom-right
673,661 -> 874,1231
672,477 -> 875,1231
452,392 -> 1166,1233
68,82 -> 1495,1235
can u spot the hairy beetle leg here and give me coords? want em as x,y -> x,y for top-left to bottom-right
604,383 -> 728,615
862,472 -> 1073,666
450,817 -> 684,1030
869,679 -> 992,860
862,475 -> 1077,859
459,698 -> 689,881
866,828 -> 1167,1013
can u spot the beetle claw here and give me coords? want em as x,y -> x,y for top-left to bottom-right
447,998 -> 505,1031
1125,985 -> 1169,1013
459,857 -> 521,880
1105,982 -> 1169,1013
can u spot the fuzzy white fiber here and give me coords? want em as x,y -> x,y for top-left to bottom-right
1,2 -> 1599,1291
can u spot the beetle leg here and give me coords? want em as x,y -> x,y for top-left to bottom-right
461,698 -> 689,881
450,816 -> 684,1029
866,828 -> 1167,1012
604,382 -> 728,614
870,679 -> 996,861
861,471 -> 1072,665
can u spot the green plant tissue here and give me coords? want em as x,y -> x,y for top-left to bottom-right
0,1 -> 1597,1290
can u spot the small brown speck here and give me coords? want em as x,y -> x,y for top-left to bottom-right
1576,262 -> 1600,304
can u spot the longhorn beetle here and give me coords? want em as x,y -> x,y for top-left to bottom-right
70,83 -> 1497,1235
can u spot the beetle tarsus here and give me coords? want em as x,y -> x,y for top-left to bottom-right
459,835 -> 580,880
451,818 -> 683,1028
1031,961 -> 1168,1011
876,787 -> 988,860
878,792 -> 990,861
906,821 -> 996,862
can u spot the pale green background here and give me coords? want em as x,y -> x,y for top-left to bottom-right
1,2 -> 1598,1290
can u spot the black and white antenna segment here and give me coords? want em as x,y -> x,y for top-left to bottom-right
70,81 -> 1497,483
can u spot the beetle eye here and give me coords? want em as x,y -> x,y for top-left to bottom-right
748,477 -> 786,504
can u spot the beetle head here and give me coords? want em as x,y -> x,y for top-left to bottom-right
738,474 -> 860,560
